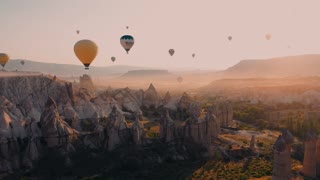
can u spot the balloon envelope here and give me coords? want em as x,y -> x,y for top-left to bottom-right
169,49 -> 175,56
20,60 -> 25,65
0,53 -> 10,68
111,56 -> 116,62
228,36 -> 232,41
76,30 -> 80,34
120,35 -> 134,54
192,53 -> 195,58
74,39 -> 98,70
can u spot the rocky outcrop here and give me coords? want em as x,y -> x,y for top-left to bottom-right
316,139 -> 320,177
132,116 -> 144,145
189,101 -> 202,119
211,102 -> 233,127
302,131 -> 318,178
177,92 -> 192,110
80,74 -> 95,91
113,88 -> 143,116
272,129 -> 293,180
40,97 -> 78,148
143,83 -> 161,109
106,107 -> 129,151
162,91 -> 171,105
0,96 -> 27,172
160,104 -> 220,148
159,110 -> 175,142
250,135 -> 256,153
0,76 -> 74,121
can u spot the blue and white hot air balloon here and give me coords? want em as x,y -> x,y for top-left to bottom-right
120,35 -> 134,54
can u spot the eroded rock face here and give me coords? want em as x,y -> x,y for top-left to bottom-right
302,131 -> 318,178
160,105 -> 220,148
316,139 -> 320,177
273,130 -> 293,180
205,109 -> 220,138
106,107 -> 129,151
178,92 -> 192,110
23,120 -> 43,170
74,88 -> 99,122
250,135 -> 256,153
0,76 -> 143,173
0,76 -> 74,122
40,97 -> 78,148
113,88 -> 143,116
162,91 -> 171,105
132,116 -> 144,145
0,96 -> 27,172
143,83 -> 161,109
80,74 -> 95,91
159,110 -> 175,142
211,102 -> 233,128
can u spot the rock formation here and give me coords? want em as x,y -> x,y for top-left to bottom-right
0,76 -> 74,121
162,91 -> 171,105
40,97 -> 78,148
113,88 -> 143,115
132,116 -> 144,145
302,131 -> 318,178
316,139 -> 320,177
159,110 -> 175,142
177,92 -> 192,110
79,74 -> 95,91
205,108 -> 220,138
272,129 -> 293,180
106,106 -> 129,151
211,102 -> 233,127
249,135 -> 256,153
160,104 -> 220,148
143,83 -> 161,109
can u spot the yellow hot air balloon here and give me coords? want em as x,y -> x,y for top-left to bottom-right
74,39 -> 98,70
0,53 -> 10,68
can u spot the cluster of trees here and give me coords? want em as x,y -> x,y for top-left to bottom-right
234,101 -> 320,139
284,112 -> 320,138
233,104 -> 266,125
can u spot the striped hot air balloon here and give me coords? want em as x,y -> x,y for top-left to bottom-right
120,35 -> 134,54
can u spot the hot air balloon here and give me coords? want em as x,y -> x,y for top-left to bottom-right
228,36 -> 232,41
192,53 -> 195,58
76,30 -> 80,34
177,76 -> 183,83
120,35 -> 134,54
0,53 -> 10,68
126,26 -> 129,29
265,33 -> 272,40
169,49 -> 175,56
111,56 -> 116,62
20,60 -> 25,66
74,39 -> 98,70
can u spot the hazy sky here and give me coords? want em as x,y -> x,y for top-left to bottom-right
1,0 -> 320,70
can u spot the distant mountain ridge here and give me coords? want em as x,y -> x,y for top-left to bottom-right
219,54 -> 320,78
121,70 -> 171,78
4,59 -> 156,77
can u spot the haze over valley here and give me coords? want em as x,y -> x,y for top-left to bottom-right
2,0 -> 320,179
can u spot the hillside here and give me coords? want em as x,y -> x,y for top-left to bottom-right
121,70 -> 172,78
218,54 -> 320,78
4,59 -> 155,77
